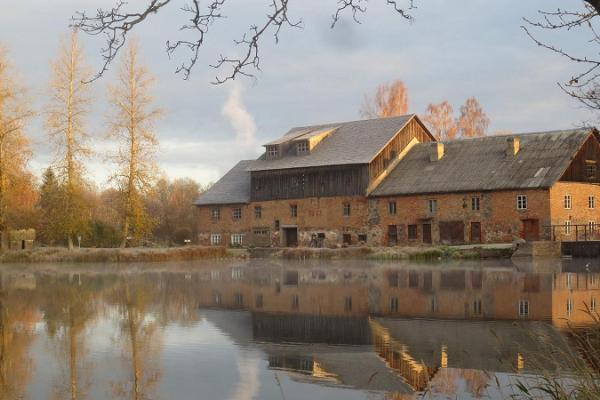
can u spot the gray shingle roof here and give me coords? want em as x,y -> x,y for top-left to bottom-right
194,160 -> 253,205
248,114 -> 417,171
371,129 -> 595,196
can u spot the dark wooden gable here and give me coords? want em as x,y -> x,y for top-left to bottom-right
560,133 -> 600,184
368,117 -> 435,182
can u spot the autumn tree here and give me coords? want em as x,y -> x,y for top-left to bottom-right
360,80 -> 409,119
457,97 -> 489,138
0,46 -> 34,238
46,30 -> 93,249
422,101 -> 458,141
108,41 -> 161,247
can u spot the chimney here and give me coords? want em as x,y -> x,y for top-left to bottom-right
429,142 -> 444,162
506,137 -> 520,157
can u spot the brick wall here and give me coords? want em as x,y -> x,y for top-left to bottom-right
372,189 -> 550,245
549,182 -> 600,241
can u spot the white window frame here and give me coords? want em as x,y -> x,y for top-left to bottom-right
517,195 -> 528,210
267,146 -> 278,158
565,220 -> 572,235
231,234 -> 244,246
590,196 -> 596,209
471,197 -> 480,211
518,299 -> 529,317
428,199 -> 438,213
232,207 -> 242,220
297,141 -> 309,154
210,234 -> 222,246
564,194 -> 572,210
567,298 -> 574,317
592,297 -> 597,312
343,203 -> 351,217
211,207 -> 221,220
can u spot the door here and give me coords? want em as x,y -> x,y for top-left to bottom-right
422,223 -> 432,244
284,227 -> 298,247
388,225 -> 398,246
470,222 -> 482,243
439,221 -> 465,244
522,219 -> 540,241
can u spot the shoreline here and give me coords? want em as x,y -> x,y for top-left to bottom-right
0,243 -> 516,264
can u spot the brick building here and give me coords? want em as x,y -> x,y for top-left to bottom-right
195,114 -> 600,247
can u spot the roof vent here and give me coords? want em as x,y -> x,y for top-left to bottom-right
506,137 -> 520,157
429,142 -> 444,162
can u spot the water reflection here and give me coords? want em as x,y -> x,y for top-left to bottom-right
0,259 -> 597,399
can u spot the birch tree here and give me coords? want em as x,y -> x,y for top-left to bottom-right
0,47 -> 33,237
108,41 -> 161,248
422,101 -> 458,141
47,31 -> 93,249
360,80 -> 409,119
457,97 -> 489,138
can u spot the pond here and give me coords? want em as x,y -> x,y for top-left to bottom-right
1,257 -> 599,399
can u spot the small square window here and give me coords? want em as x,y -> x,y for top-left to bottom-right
471,197 -> 480,211
267,145 -> 279,159
428,199 -> 437,213
290,204 -> 298,218
210,234 -> 222,246
517,195 -> 528,210
297,141 -> 309,154
388,201 -> 397,215
589,196 -> 596,209
564,195 -> 572,209
232,207 -> 242,220
343,203 -> 351,217
254,206 -> 262,219
408,225 -> 418,240
231,234 -> 244,246
586,162 -> 597,179
211,208 -> 221,221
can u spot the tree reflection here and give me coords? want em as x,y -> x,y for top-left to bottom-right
110,275 -> 163,400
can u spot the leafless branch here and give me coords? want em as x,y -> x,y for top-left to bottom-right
73,0 -> 416,84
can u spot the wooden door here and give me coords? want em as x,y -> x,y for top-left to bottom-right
422,223 -> 432,244
439,221 -> 465,244
470,222 -> 482,243
522,219 -> 540,241
388,225 -> 398,246
285,228 -> 298,247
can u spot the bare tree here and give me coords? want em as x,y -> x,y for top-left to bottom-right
523,1 -> 600,109
360,80 -> 409,118
457,97 -> 489,138
46,30 -> 93,249
108,41 -> 161,248
72,0 -> 416,83
422,101 -> 458,141
0,46 -> 34,236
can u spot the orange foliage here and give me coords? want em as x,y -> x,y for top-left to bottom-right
457,97 -> 490,138
361,80 -> 409,118
422,101 -> 458,141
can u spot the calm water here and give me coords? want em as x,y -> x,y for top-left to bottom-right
1,258 -> 599,399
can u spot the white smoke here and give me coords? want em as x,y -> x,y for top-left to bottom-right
222,83 -> 257,148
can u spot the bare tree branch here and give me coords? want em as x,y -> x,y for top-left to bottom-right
73,0 -> 416,84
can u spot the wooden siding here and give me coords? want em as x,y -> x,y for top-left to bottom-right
251,165 -> 369,201
368,118 -> 434,182
560,134 -> 600,184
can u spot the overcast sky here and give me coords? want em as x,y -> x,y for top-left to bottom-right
1,0 -> 596,186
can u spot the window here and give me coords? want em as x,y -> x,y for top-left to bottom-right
564,195 -> 572,209
211,207 -> 221,221
590,196 -> 596,209
234,292 -> 244,306
565,220 -> 572,235
267,145 -> 278,159
255,294 -> 263,309
590,221 -> 596,233
210,270 -> 221,280
344,296 -> 352,312
274,220 -> 280,230
343,203 -> 351,217
430,296 -> 438,313
358,233 -> 367,243
214,292 -> 222,305
253,228 -> 268,236
592,297 -> 597,312
291,294 -> 299,310
428,199 -> 437,213
254,206 -> 262,219
232,267 -> 244,280
231,234 -> 244,246
284,270 -> 299,285
517,195 -> 528,210
210,234 -> 222,246
471,197 -> 480,211
408,225 -> 418,240
388,201 -> 397,215
586,161 -> 597,179
232,207 -> 242,220
297,141 -> 308,154
567,298 -> 574,317
566,273 -> 573,289
473,299 -> 482,315
290,204 -> 298,218
518,300 -> 529,317
390,297 -> 399,313
343,233 -> 352,245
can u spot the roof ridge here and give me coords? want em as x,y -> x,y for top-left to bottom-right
289,114 -> 415,131
434,128 -> 594,144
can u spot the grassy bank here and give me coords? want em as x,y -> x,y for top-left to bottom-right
0,245 -> 233,263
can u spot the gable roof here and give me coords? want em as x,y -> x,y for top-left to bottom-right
194,160 -> 253,206
371,129 -> 595,197
248,114 -> 420,171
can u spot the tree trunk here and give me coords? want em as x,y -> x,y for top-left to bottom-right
120,219 -> 129,248
68,236 -> 74,250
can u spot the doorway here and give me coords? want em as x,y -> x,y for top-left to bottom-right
422,223 -> 432,244
470,222 -> 482,243
282,227 -> 298,247
388,225 -> 398,246
522,219 -> 540,241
